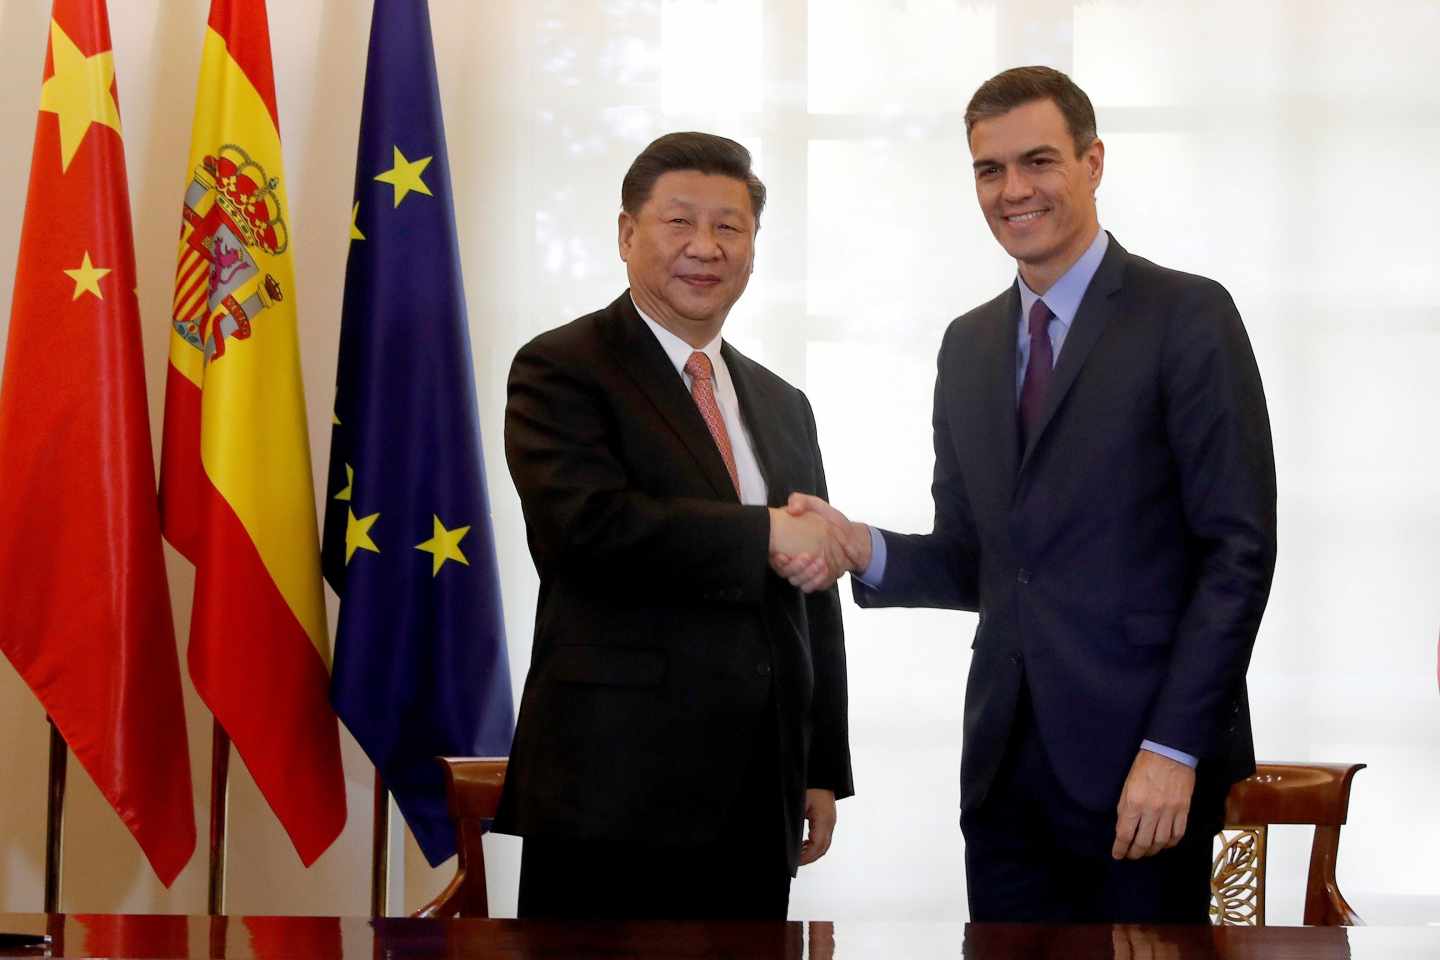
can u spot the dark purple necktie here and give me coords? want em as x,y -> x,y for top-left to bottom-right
1018,298 -> 1054,444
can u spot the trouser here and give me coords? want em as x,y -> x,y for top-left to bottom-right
960,679 -> 1226,923
518,705 -> 792,921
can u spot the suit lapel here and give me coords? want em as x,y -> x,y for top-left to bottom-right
601,293 -> 739,501
976,286 -> 1021,499
723,342 -> 785,507
1018,237 -> 1129,474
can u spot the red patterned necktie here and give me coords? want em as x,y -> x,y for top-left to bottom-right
1018,298 -> 1054,445
684,351 -> 740,495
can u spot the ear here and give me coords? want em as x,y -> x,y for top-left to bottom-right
617,210 -> 635,262
1085,137 -> 1105,194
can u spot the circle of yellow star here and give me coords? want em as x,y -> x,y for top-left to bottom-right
333,464 -> 354,502
415,515 -> 471,577
64,251 -> 110,301
39,20 -> 122,173
345,508 -> 381,564
350,202 -> 365,241
374,146 -> 433,207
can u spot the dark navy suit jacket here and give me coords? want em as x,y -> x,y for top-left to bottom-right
855,236 -> 1277,819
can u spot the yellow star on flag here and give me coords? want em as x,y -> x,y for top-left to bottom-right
64,251 -> 110,301
39,20 -> 122,173
334,464 -> 354,502
415,515 -> 470,576
374,146 -> 433,207
345,508 -> 381,563
350,202 -> 365,241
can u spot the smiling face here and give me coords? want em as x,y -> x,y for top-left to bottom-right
619,169 -> 756,347
969,97 -> 1104,294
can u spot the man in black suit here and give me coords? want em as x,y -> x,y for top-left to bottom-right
494,132 -> 854,920
777,67 -> 1277,922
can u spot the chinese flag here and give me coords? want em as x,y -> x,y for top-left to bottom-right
159,0 -> 346,864
0,0 -> 195,886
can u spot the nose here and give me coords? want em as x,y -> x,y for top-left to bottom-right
684,224 -> 723,260
1001,167 -> 1034,203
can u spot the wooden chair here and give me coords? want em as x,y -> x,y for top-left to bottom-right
1210,762 -> 1365,926
413,758 -> 508,918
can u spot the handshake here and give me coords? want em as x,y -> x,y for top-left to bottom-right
767,494 -> 872,594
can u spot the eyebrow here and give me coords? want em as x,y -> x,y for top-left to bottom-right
658,198 -> 748,217
972,145 -> 1064,171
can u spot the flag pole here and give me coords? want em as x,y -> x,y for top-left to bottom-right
208,722 -> 231,915
43,718 -> 67,913
371,773 -> 391,916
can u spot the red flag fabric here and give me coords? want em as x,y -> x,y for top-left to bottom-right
0,0 -> 196,886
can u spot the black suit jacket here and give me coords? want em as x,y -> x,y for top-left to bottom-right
855,236 -> 1276,820
494,291 -> 853,871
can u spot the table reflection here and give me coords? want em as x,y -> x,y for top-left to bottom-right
0,914 -> 1383,960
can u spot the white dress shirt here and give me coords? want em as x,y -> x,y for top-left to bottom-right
632,298 -> 769,507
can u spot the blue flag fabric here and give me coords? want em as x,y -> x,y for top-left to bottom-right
322,0 -> 514,867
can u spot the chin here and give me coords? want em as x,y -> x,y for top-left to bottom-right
1005,235 -> 1062,266
665,301 -> 718,325
990,226 -> 1039,258
676,290 -> 728,314
997,240 -> 1043,265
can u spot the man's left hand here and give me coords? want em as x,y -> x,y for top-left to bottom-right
1112,749 -> 1195,860
798,788 -> 837,865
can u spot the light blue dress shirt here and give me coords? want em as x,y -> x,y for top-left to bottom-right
1014,229 -> 1109,400
856,227 -> 1196,769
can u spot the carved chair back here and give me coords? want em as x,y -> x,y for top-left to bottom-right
1210,762 -> 1365,926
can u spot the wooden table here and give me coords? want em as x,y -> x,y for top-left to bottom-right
2,914 -> 1435,958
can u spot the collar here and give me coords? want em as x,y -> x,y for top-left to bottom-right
1016,227 -> 1110,329
631,293 -> 723,377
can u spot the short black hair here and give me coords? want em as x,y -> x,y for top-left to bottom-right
621,132 -> 767,223
965,66 -> 1098,155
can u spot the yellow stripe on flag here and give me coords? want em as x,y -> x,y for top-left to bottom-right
171,27 -> 327,660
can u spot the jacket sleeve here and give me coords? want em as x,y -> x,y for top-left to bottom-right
796,392 -> 854,799
505,334 -> 771,605
1142,281 -> 1277,758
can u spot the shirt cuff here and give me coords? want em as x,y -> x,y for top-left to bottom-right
854,525 -> 887,586
1140,739 -> 1198,768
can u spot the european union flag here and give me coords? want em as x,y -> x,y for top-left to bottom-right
322,0 -> 514,867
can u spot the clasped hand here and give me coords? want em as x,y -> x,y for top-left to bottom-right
768,494 -> 871,593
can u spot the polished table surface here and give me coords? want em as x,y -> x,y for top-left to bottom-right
2,914 -> 1436,958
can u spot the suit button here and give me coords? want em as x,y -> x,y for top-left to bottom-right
1016,568 -> 1032,584
756,662 -> 771,677
1009,653 -> 1022,665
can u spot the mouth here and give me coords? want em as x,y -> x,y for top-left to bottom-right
1003,209 -> 1049,225
677,274 -> 722,288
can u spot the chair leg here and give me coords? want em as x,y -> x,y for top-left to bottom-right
1304,825 -> 1362,926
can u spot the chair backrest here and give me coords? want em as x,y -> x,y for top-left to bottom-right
1210,762 -> 1365,926
412,758 -> 508,919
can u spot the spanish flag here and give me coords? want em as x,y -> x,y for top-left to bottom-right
0,0 -> 194,887
159,0 -> 345,864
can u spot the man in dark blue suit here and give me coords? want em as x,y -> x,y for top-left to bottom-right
776,67 -> 1277,922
